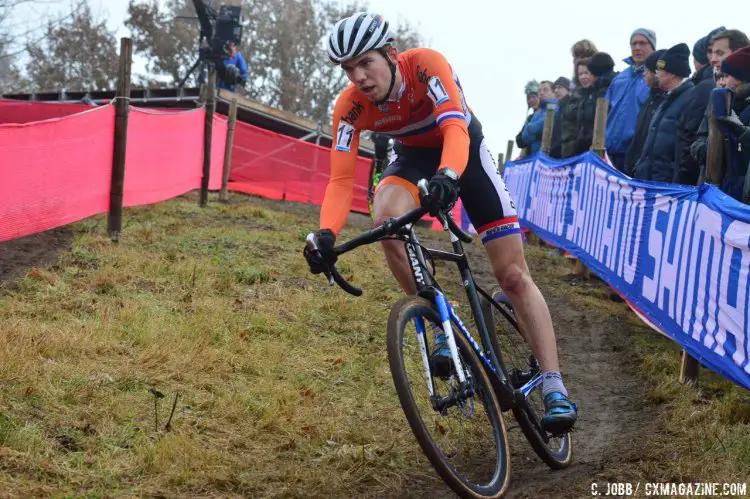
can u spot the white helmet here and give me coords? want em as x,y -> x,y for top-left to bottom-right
327,12 -> 395,64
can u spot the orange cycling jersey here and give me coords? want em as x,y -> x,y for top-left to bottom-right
321,48 -> 473,235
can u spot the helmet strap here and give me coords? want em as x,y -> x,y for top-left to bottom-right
374,47 -> 397,106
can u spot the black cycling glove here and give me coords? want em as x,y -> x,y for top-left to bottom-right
303,229 -> 337,274
424,170 -> 460,216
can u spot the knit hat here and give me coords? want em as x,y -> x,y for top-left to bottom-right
721,46 -> 750,83
657,43 -> 691,78
553,76 -> 571,90
645,49 -> 666,72
694,26 -> 726,65
631,28 -> 657,50
588,52 -> 615,77
524,79 -> 540,95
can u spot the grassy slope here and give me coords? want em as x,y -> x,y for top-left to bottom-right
0,193 -> 747,496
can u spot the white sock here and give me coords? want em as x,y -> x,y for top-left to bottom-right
542,371 -> 568,398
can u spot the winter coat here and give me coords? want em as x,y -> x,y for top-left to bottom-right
674,64 -> 715,185
604,57 -> 651,155
520,98 -> 558,155
574,71 -> 616,155
624,87 -> 666,177
633,80 -> 696,182
720,85 -> 750,201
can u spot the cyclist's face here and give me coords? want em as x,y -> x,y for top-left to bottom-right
342,50 -> 392,101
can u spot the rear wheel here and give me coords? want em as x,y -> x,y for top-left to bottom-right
387,296 -> 511,498
480,288 -> 573,469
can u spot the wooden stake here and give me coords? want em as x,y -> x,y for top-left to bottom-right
107,37 -> 132,243
200,69 -> 216,207
540,103 -> 555,155
219,98 -> 238,202
505,139 -> 514,163
592,98 -> 609,156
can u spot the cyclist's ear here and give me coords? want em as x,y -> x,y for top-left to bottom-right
383,44 -> 399,65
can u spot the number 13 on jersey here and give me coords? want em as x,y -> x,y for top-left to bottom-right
336,122 -> 356,152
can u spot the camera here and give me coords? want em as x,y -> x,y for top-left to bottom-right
178,1 -> 245,88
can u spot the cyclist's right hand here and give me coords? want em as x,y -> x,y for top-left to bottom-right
303,229 -> 337,274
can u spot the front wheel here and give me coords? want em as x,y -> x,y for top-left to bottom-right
387,296 -> 511,498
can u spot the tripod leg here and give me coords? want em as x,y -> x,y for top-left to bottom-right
178,58 -> 202,88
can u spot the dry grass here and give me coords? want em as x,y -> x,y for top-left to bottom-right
0,194 -> 747,497
0,194 -> 441,497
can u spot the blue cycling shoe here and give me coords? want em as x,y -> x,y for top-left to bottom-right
430,331 -> 453,378
541,392 -> 577,434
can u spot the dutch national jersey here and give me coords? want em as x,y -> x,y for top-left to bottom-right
321,48 -> 473,235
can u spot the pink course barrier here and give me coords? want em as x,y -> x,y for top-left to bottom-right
1,103 -> 227,243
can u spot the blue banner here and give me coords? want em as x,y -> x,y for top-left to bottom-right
503,152 -> 750,391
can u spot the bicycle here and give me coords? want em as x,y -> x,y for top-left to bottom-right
306,180 -> 572,498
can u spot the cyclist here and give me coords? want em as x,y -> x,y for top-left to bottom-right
303,12 -> 577,432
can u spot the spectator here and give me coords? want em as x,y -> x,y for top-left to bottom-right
690,29 -> 750,178
605,28 -> 656,172
574,53 -> 616,155
550,76 -> 572,157
571,39 -> 598,86
520,80 -> 558,156
625,50 -> 667,176
633,43 -> 695,182
715,46 -> 750,201
217,41 -> 249,91
515,80 -> 541,157
674,27 -> 726,185
693,26 -> 725,73
557,60 -> 591,158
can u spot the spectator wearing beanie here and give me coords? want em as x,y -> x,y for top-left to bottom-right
515,80 -> 541,157
674,26 -> 727,185
715,46 -> 750,201
633,43 -> 695,182
690,29 -> 750,182
604,28 -> 656,172
625,50 -> 667,176
574,52 -> 617,155
550,76 -> 572,157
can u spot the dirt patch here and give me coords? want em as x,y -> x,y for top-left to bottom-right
0,228 -> 72,290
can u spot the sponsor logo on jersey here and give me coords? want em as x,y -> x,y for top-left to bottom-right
342,100 -> 365,125
374,115 -> 402,127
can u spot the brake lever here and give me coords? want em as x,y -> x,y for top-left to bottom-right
305,233 -> 334,285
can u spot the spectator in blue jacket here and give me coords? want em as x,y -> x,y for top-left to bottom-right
520,80 -> 558,156
218,42 -> 249,91
604,28 -> 656,172
633,43 -> 695,182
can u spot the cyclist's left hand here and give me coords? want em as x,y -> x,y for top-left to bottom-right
424,170 -> 460,216
303,229 -> 337,274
